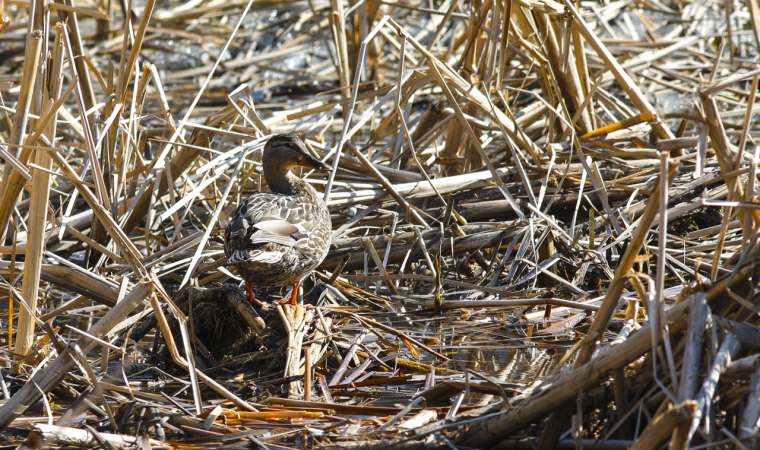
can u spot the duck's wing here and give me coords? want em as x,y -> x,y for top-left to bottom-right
224,193 -> 319,265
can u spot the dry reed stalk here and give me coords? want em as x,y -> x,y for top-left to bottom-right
0,24 -> 42,239
449,299 -> 690,448
25,424 -> 164,448
15,41 -> 63,357
572,158 -> 679,366
0,280 -> 154,428
277,304 -> 314,398
3,0 -> 760,448
12,2 -> 52,358
629,401 -> 697,450
563,0 -> 673,140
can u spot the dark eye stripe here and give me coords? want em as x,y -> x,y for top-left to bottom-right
267,140 -> 301,149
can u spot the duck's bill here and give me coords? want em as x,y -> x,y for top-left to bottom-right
299,155 -> 333,172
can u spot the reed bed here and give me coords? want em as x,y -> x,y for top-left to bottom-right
0,0 -> 759,448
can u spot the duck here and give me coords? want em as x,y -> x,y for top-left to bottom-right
224,133 -> 332,308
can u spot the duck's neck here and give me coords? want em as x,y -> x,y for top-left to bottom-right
264,166 -> 320,200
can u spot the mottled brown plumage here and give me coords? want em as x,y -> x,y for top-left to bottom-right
224,134 -> 332,307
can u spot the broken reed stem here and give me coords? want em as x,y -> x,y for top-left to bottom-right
305,349 -> 312,401
574,158 -> 679,367
0,27 -> 42,241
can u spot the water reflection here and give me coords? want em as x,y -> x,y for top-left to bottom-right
337,310 -> 573,408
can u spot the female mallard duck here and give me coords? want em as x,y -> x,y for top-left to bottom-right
224,134 -> 332,308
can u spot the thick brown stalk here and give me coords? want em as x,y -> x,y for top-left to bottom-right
0,28 -> 42,240
629,402 -> 697,450
16,31 -> 64,356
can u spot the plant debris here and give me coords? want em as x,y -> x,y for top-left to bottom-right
0,0 -> 760,448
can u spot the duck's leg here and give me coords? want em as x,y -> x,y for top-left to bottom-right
274,280 -> 300,306
247,283 -> 272,309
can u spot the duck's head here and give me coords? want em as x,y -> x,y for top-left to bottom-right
262,134 -> 332,174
